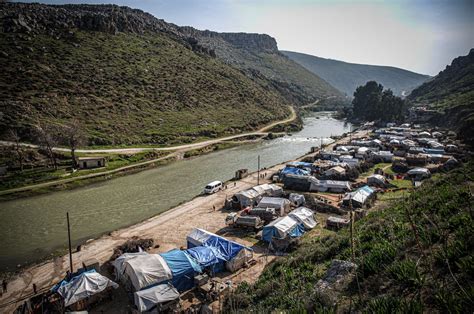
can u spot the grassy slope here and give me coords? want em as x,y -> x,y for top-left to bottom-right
226,162 -> 474,313
0,30 -> 289,146
408,49 -> 474,145
185,34 -> 343,105
282,50 -> 430,97
408,49 -> 474,110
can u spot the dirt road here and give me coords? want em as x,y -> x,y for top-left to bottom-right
0,107 -> 296,154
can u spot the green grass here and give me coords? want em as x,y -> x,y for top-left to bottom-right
225,161 -> 474,313
0,29 -> 290,146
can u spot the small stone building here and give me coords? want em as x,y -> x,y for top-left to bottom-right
77,157 -> 106,169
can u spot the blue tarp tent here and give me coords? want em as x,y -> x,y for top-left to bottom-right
280,167 -> 310,177
262,216 -> 305,243
186,246 -> 226,274
286,161 -> 313,170
51,269 -> 96,293
160,250 -> 202,291
204,235 -> 247,262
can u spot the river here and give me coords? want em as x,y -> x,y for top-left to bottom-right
0,112 -> 350,271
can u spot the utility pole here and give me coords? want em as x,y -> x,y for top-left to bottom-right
67,212 -> 73,277
349,124 -> 352,144
257,155 -> 260,185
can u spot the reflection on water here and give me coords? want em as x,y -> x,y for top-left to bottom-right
0,112 -> 350,270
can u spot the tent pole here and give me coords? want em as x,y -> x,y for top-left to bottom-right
67,212 -> 73,276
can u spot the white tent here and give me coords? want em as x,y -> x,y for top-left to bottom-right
310,179 -> 351,192
57,271 -> 119,307
257,197 -> 290,216
233,184 -> 282,207
407,167 -> 431,178
262,216 -> 304,242
288,207 -> 317,229
134,284 -> 180,312
367,174 -> 388,186
289,193 -> 305,206
114,253 -> 172,291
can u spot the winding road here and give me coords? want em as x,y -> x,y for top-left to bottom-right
0,106 -> 296,195
0,107 -> 296,154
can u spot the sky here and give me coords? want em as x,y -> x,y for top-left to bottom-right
16,0 -> 474,75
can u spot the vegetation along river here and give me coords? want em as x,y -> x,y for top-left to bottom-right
0,112 -> 351,271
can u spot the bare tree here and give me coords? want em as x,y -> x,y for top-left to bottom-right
60,119 -> 85,169
35,122 -> 58,170
7,129 -> 24,171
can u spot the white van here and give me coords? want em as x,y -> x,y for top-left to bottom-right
204,181 -> 223,194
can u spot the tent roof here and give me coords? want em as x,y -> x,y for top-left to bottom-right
122,254 -> 172,291
258,197 -> 290,209
288,207 -> 317,229
57,270 -> 118,307
262,216 -> 304,242
134,284 -> 179,312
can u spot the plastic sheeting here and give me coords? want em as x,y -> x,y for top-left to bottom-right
57,270 -> 118,307
115,253 -> 172,291
262,216 -> 305,242
289,193 -> 305,206
280,167 -> 310,177
134,284 -> 180,312
257,197 -> 290,210
343,185 -> 374,206
233,184 -> 283,207
288,207 -> 317,229
160,249 -> 202,291
186,229 -> 252,273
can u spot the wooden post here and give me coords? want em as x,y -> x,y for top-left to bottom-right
67,212 -> 73,276
257,155 -> 260,185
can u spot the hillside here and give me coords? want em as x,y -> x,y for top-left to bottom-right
225,163 -> 474,312
179,28 -> 343,105
282,50 -> 430,97
0,3 -> 292,146
408,49 -> 474,145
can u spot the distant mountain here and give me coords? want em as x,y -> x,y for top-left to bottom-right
282,51 -> 430,97
408,49 -> 474,144
179,28 -> 343,105
0,3 -> 295,146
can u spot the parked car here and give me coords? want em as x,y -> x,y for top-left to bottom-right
204,181 -> 223,194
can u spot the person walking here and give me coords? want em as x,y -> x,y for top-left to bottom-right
2,280 -> 7,293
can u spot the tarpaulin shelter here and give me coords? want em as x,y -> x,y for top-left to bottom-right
186,229 -> 253,273
56,270 -> 118,307
134,283 -> 180,313
262,216 -> 305,243
160,249 -> 202,291
186,246 -> 226,274
257,197 -> 291,216
310,179 -> 351,193
286,161 -> 313,171
407,167 -> 431,179
289,193 -> 305,206
113,252 -> 172,291
367,174 -> 388,187
288,207 -> 317,229
232,184 -> 282,207
282,174 -> 312,191
342,185 -> 375,208
280,167 -> 310,177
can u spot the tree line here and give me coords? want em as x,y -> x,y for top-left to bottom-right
351,81 -> 407,122
5,119 -> 85,171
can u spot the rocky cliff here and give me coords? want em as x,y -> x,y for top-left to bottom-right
0,2 -> 292,145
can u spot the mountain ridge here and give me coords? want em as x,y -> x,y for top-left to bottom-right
282,50 -> 430,96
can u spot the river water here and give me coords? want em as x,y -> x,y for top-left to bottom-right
0,112 -> 350,271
